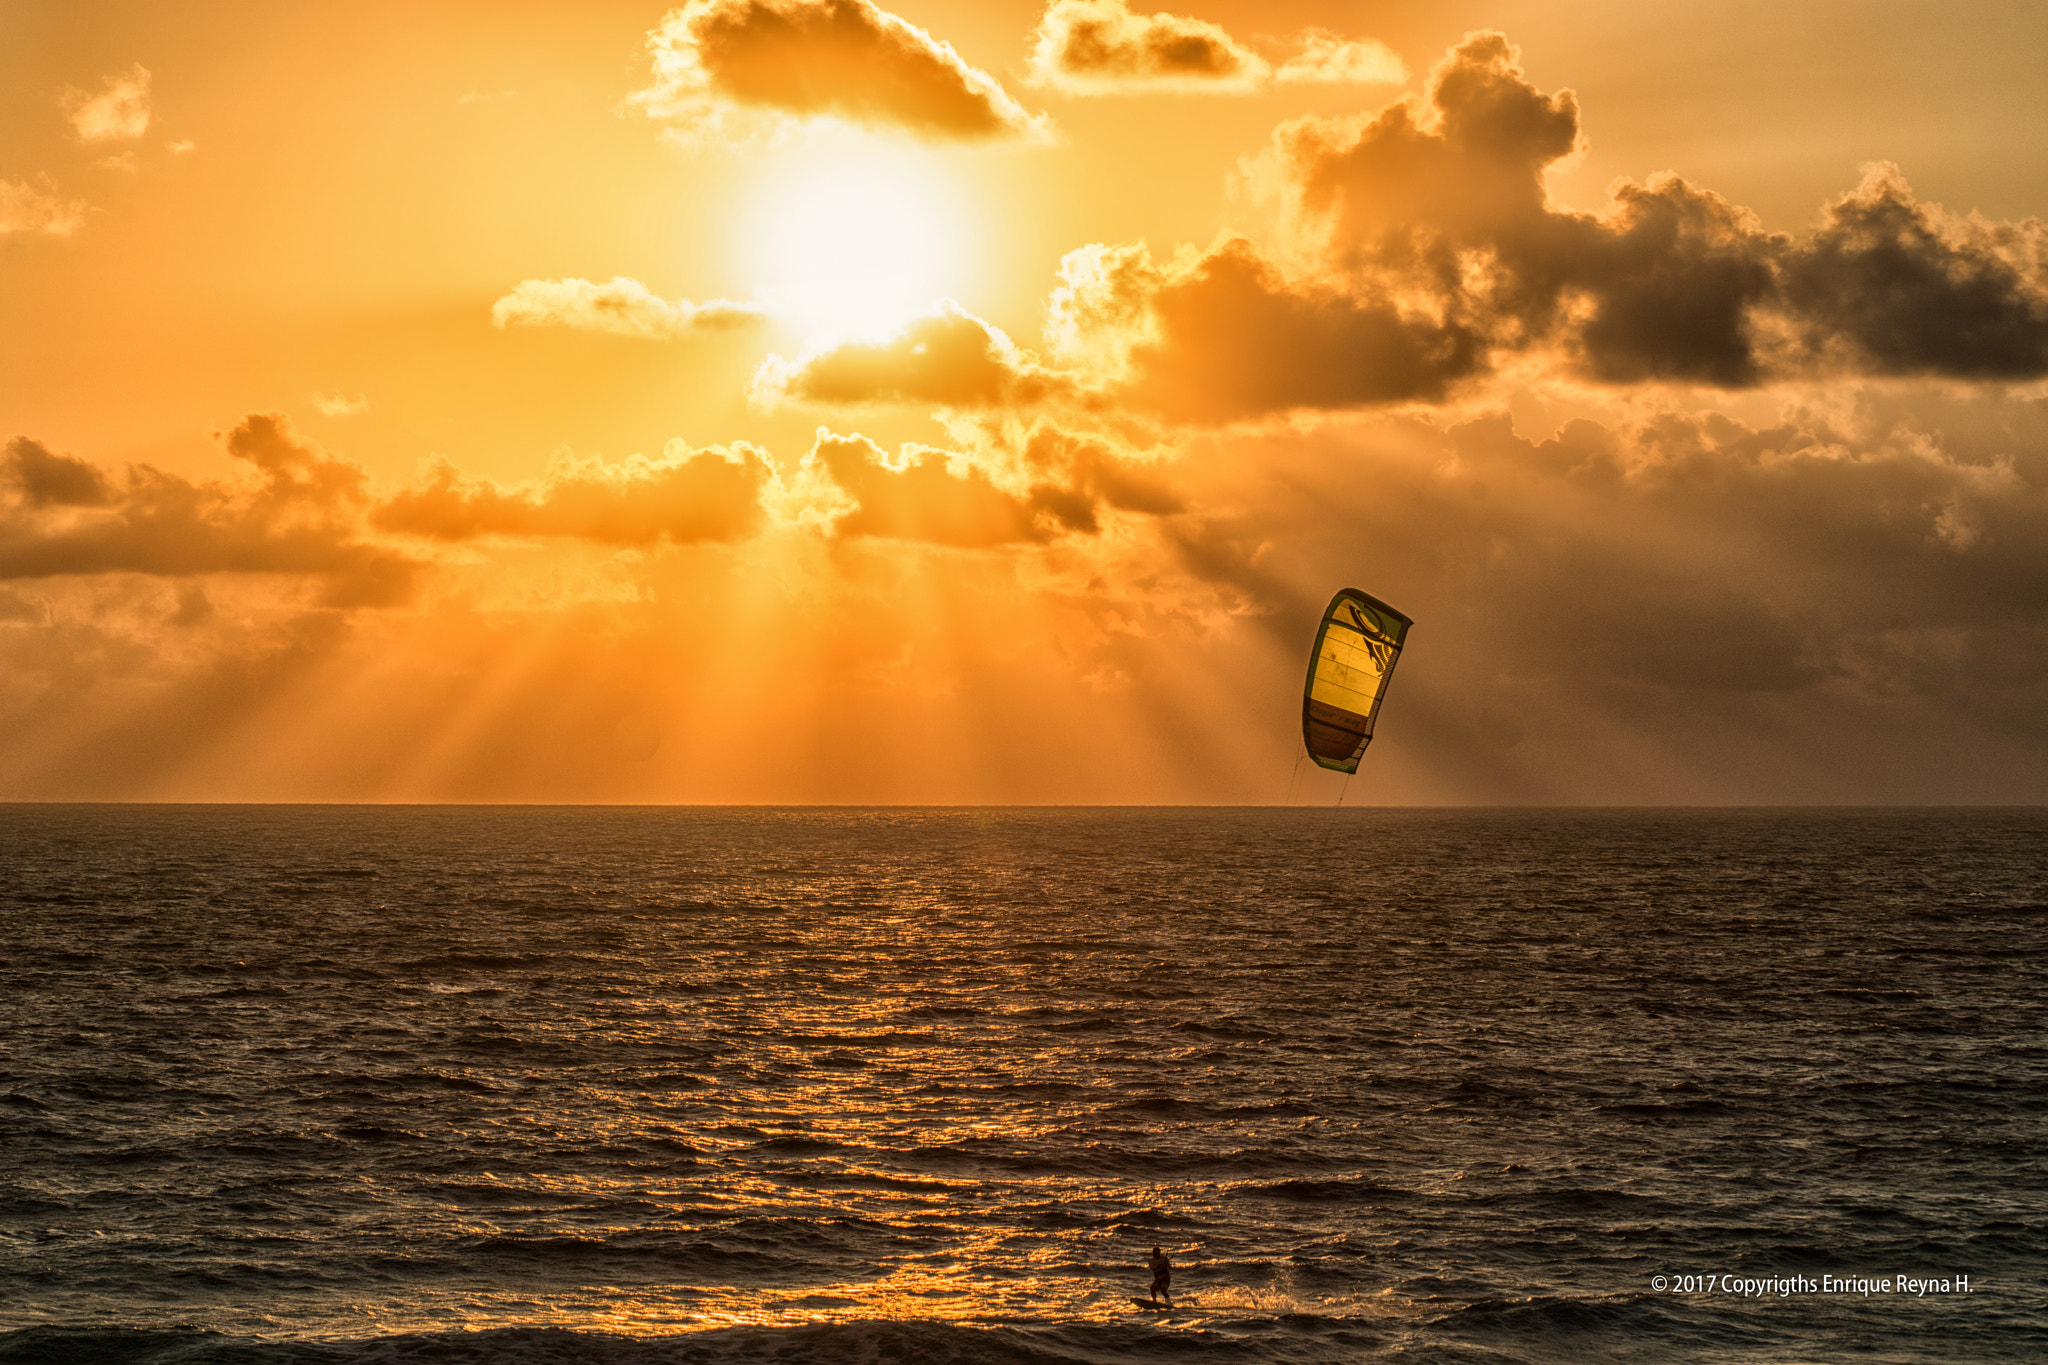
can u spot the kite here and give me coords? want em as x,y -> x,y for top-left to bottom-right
1302,588 -> 1411,773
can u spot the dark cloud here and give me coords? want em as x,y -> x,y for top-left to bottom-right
373,443 -> 773,545
1781,165 -> 2048,379
1050,238 -> 1485,422
1226,31 -> 2048,399
1117,389 -> 2048,798
755,304 -> 1076,408
4,437 -> 115,507
1569,177 -> 1775,386
0,418 -> 415,606
634,0 -> 1045,143
1261,32 -> 1756,384
1228,402 -> 2048,700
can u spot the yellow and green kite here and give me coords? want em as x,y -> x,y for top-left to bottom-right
1302,588 -> 1412,774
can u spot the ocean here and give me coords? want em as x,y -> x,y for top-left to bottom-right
1,806 -> 2042,1364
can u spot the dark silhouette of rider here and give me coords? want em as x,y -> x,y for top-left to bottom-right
1148,1245 -> 1173,1305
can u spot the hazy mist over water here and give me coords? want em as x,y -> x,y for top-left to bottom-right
2,806 -> 2043,1364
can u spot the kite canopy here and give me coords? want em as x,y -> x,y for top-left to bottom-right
1302,588 -> 1412,774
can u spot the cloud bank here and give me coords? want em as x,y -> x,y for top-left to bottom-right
1020,32 -> 2048,423
7,377 -> 2048,802
9,28 -> 2048,803
1,418 -> 415,608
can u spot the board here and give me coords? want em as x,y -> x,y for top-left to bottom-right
1130,1297 -> 1174,1311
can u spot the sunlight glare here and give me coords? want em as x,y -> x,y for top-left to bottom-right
746,146 -> 965,342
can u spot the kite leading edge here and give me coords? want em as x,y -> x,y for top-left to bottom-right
1302,588 -> 1412,774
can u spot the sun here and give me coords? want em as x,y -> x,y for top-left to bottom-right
744,143 -> 966,341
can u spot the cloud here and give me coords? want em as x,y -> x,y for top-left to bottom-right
0,417 -> 415,607
1029,3 -> 1401,94
1251,31 -> 1782,386
1564,175 -> 1777,386
0,178 -> 87,237
1015,28 -> 2048,423
1007,419 -> 1185,523
491,277 -> 769,339
0,587 -> 42,624
1047,238 -> 1484,422
632,0 -> 1046,144
1442,403 -> 2048,699
62,64 -> 152,142
754,303 -> 1078,408
801,416 -> 1183,544
806,430 -> 1054,544
1273,30 -> 1405,86
1780,164 -> 2048,379
9,385 -> 2048,803
4,438 -> 115,508
1029,0 -> 1265,93
1121,384 -> 2048,799
372,442 -> 773,545
311,393 -> 369,418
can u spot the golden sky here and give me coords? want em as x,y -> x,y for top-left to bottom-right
5,0 -> 2048,803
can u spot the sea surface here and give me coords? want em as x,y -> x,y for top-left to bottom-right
1,806 -> 2043,1364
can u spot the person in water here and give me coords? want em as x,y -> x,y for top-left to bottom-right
1148,1245 -> 1173,1305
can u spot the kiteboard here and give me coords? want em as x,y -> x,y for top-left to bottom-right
1129,1297 -> 1176,1312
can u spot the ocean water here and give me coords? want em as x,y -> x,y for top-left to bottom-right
0,805 -> 2043,1365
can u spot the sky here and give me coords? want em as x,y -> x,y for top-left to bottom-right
4,0 -> 2048,804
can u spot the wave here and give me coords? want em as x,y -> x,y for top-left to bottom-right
0,1320 -> 1294,1365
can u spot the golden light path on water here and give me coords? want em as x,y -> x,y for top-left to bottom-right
2,806 -> 2043,1364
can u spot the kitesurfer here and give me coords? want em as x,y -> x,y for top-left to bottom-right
1148,1245 -> 1173,1306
